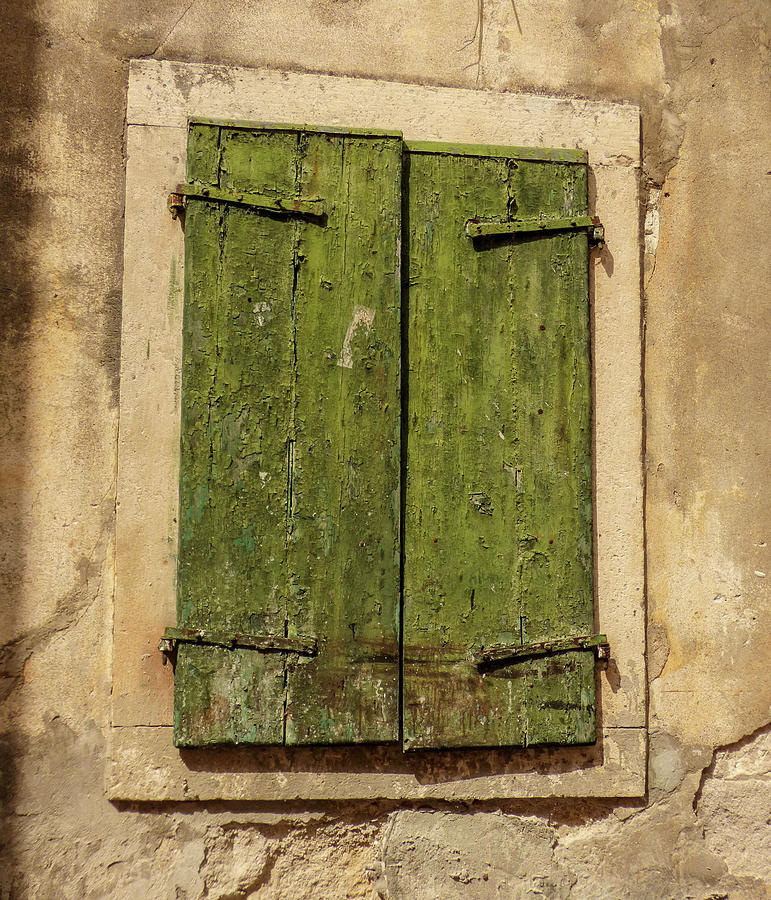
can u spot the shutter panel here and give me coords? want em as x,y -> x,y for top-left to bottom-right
402,142 -> 596,749
173,122 -> 402,746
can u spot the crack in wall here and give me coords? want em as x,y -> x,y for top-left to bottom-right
692,719 -> 771,812
149,0 -> 201,58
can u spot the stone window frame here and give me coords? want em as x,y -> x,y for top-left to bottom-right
109,58 -> 645,802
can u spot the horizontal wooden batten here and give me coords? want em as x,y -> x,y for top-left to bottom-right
465,215 -> 595,237
159,626 -> 318,656
178,182 -> 325,216
404,139 -> 587,163
475,634 -> 610,668
188,117 -> 404,138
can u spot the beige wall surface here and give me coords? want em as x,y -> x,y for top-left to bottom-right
1,0 -> 769,898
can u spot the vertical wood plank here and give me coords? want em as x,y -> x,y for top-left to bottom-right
285,132 -> 402,744
403,148 -> 595,749
174,125 -> 298,746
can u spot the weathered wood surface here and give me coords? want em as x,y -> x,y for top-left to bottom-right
175,123 -> 402,746
402,144 -> 595,749
283,128 -> 402,745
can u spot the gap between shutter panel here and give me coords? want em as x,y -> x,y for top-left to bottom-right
401,147 -> 596,749
172,123 -> 402,747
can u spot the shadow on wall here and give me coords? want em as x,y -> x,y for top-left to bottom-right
0,0 -> 41,890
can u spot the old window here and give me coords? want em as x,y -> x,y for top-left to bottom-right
163,120 -> 606,750
111,60 -> 644,801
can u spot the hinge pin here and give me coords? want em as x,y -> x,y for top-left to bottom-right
168,191 -> 185,220
589,223 -> 605,249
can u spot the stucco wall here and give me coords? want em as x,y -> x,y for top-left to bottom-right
1,1 -> 769,898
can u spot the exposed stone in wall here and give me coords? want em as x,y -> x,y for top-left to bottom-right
0,0 -> 769,896
376,724 -> 770,899
696,724 -> 771,885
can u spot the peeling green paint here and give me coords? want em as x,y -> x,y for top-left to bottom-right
174,123 -> 402,747
173,124 -> 596,750
402,150 -> 595,749
168,254 -> 181,315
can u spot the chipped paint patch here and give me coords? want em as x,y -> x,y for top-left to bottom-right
337,305 -> 375,369
252,300 -> 273,327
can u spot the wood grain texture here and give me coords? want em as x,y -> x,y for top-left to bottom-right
284,130 -> 402,745
174,125 -> 595,749
175,124 -> 401,746
402,149 -> 595,749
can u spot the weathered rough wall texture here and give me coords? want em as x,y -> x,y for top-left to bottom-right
0,0 -> 768,898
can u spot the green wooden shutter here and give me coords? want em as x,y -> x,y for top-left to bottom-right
402,141 -> 596,749
168,125 -> 600,751
173,122 -> 402,746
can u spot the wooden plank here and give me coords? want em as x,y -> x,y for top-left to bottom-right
173,124 -> 297,746
403,149 -> 595,749
174,124 -> 401,746
173,646 -> 285,746
284,132 -> 402,744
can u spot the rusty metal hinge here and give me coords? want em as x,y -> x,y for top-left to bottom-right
465,215 -> 605,248
167,183 -> 325,219
475,633 -> 610,670
158,626 -> 318,665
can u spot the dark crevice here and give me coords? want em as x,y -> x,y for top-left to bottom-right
461,0 -> 484,81
397,149 -> 411,748
285,439 -> 296,526
282,131 -> 304,746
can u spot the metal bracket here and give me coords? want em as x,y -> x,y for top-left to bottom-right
475,633 -> 610,670
466,215 -> 604,248
158,626 -> 318,665
167,183 -> 325,219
